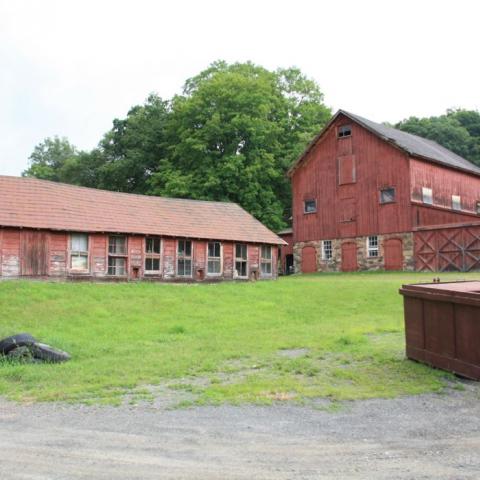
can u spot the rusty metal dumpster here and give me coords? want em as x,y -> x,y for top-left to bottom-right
399,281 -> 480,380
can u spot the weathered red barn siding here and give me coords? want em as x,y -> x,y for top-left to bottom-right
410,159 -> 480,216
292,113 -> 412,244
0,228 -> 277,281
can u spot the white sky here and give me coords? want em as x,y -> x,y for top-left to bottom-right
1,0 -> 479,176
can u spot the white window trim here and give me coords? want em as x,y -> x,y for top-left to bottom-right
206,241 -> 223,277
234,243 -> 249,279
176,239 -> 193,277
452,195 -> 461,211
69,233 -> 90,273
260,245 -> 273,277
322,240 -> 333,261
144,237 -> 162,275
367,236 -> 379,258
422,187 -> 433,205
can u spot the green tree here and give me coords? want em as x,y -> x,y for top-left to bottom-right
395,109 -> 480,165
23,136 -> 78,181
150,61 -> 330,229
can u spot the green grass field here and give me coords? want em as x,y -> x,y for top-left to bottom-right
0,272 -> 474,405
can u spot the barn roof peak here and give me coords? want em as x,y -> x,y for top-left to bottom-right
289,109 -> 480,177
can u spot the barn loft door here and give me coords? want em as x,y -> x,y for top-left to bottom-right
21,231 -> 48,276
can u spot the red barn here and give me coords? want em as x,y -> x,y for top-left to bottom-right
0,176 -> 285,281
288,110 -> 480,273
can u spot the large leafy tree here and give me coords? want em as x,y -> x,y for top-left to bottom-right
150,61 -> 330,229
395,109 -> 480,165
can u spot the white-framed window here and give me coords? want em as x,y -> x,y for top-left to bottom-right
108,235 -> 127,275
304,199 -> 317,214
380,187 -> 395,204
452,195 -> 461,211
145,237 -> 161,273
322,240 -> 333,260
260,245 -> 272,275
338,125 -> 352,138
70,233 -> 89,271
235,244 -> 248,278
177,240 -> 192,277
422,187 -> 433,205
367,236 -> 379,258
207,241 -> 222,275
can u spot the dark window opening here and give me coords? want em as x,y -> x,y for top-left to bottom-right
235,243 -> 248,278
380,187 -> 395,204
177,240 -> 192,276
338,125 -> 352,138
304,199 -> 317,214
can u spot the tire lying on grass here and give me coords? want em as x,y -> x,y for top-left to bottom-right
28,343 -> 71,363
0,333 -> 37,355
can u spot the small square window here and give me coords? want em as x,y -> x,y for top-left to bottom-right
338,125 -> 352,138
422,187 -> 433,205
304,199 -> 316,214
380,187 -> 395,204
322,240 -> 332,260
367,236 -> 379,258
452,195 -> 461,211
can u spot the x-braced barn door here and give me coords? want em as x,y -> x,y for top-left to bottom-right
21,231 -> 48,276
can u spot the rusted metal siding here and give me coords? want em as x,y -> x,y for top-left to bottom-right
292,113 -> 412,244
400,281 -> 480,380
414,223 -> 480,272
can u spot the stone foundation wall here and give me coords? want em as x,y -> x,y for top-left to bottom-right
294,232 -> 414,272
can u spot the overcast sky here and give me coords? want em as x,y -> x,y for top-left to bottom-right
1,0 -> 479,176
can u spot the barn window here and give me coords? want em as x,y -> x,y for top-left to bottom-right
207,242 -> 222,275
422,187 -> 433,205
367,236 -> 379,257
109,235 -> 127,255
108,235 -> 127,275
177,240 -> 192,276
452,195 -> 461,211
476,201 -> 480,215
304,199 -> 317,213
260,245 -> 272,275
322,240 -> 333,260
235,244 -> 248,278
70,233 -> 89,271
380,187 -> 395,204
338,125 -> 352,138
145,237 -> 161,273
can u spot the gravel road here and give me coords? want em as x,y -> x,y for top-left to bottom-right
1,382 -> 480,480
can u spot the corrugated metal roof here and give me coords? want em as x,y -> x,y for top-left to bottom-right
289,110 -> 480,177
0,176 -> 286,245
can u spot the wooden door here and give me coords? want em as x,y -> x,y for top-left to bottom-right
384,238 -> 403,271
301,246 -> 317,273
341,242 -> 357,272
21,231 -> 48,276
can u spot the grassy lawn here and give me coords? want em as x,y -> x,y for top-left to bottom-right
0,272 -> 474,406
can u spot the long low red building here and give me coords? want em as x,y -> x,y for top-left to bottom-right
0,176 -> 285,281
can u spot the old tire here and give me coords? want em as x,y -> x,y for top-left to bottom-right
0,333 -> 37,356
29,343 -> 71,363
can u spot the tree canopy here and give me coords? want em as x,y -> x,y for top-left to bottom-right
395,109 -> 480,166
23,61 -> 331,230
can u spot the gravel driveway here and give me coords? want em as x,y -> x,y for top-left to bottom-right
1,382 -> 480,480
